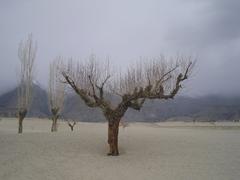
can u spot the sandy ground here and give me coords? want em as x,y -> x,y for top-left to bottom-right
0,118 -> 240,180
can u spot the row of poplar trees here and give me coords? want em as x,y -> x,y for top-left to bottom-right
17,35 -> 66,134
17,34 -> 194,156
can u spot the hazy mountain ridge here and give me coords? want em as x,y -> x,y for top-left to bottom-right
0,85 -> 240,122
0,84 -> 50,118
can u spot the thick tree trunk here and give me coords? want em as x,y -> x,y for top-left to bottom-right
107,120 -> 120,156
51,116 -> 58,132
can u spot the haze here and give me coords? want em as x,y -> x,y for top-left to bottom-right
0,0 -> 240,96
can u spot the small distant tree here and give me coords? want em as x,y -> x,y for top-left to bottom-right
17,34 -> 37,134
67,120 -> 77,131
62,55 -> 194,155
48,57 -> 65,132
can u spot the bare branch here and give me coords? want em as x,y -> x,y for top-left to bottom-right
61,55 -> 112,109
155,64 -> 178,88
113,56 -> 194,113
17,34 -> 37,112
62,72 -> 98,107
88,75 -> 99,100
129,98 -> 145,111
96,75 -> 111,99
62,55 -> 194,117
48,57 -> 65,116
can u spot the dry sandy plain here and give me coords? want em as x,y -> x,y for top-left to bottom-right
0,118 -> 240,180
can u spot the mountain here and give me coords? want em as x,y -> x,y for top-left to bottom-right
0,84 -> 50,118
125,95 -> 240,122
62,93 -> 105,122
0,85 -> 240,122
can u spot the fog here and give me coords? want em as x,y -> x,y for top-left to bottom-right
0,0 -> 240,96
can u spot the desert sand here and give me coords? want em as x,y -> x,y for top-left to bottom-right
0,118 -> 240,180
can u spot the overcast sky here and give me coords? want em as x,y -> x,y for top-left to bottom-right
0,0 -> 240,96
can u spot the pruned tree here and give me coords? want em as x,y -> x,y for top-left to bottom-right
48,57 -> 65,132
17,34 -> 37,134
62,55 -> 194,156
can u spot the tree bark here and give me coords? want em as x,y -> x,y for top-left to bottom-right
107,120 -> 120,156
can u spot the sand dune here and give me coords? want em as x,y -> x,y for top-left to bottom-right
0,118 -> 240,180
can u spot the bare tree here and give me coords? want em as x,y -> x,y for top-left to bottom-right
17,34 -> 37,134
62,55 -> 194,155
67,120 -> 77,131
48,57 -> 65,132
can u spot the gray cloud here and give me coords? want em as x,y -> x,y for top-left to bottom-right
0,0 -> 240,96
